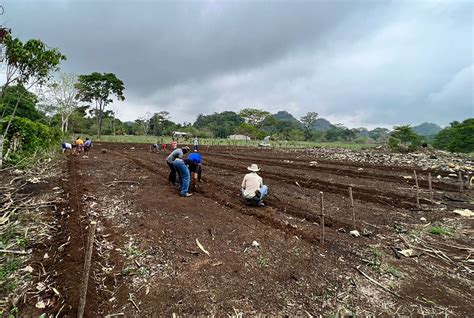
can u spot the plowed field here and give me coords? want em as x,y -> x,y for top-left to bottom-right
20,142 -> 474,316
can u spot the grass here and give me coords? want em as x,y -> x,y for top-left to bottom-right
95,134 -> 375,151
258,255 -> 269,268
385,266 -> 403,278
430,226 -> 450,236
0,257 -> 22,294
125,246 -> 143,259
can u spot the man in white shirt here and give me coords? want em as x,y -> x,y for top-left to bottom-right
241,164 -> 268,207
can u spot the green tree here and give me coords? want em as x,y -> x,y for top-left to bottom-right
389,125 -> 420,152
300,111 -> 318,140
0,85 -> 43,122
76,72 -> 125,138
239,108 -> 270,127
0,34 -> 65,140
194,111 -> 243,138
433,119 -> 474,153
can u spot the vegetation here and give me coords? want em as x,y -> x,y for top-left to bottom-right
430,226 -> 450,236
388,125 -> 420,152
76,72 -> 125,138
433,119 -> 474,153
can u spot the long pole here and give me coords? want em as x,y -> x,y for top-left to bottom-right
349,187 -> 355,230
320,191 -> 324,245
77,221 -> 97,318
414,170 -> 420,208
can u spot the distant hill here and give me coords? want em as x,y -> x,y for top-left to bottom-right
272,111 -> 302,125
312,118 -> 334,131
413,122 -> 442,136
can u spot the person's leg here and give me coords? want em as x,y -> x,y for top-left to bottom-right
180,167 -> 190,196
175,162 -> 184,192
197,165 -> 202,182
167,162 -> 176,186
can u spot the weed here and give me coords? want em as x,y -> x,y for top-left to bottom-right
7,307 -> 18,318
125,246 -> 143,259
120,267 -> 134,276
137,267 -> 149,277
15,236 -> 29,248
430,226 -> 450,236
366,247 -> 383,269
258,255 -> 269,268
385,266 -> 403,278
387,281 -> 396,290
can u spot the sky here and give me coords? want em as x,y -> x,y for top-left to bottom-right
1,0 -> 473,129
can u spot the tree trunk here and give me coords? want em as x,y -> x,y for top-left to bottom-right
0,136 -> 3,169
2,94 -> 22,139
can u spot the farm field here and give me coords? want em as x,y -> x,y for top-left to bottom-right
11,142 -> 474,316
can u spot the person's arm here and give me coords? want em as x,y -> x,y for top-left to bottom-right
241,175 -> 247,190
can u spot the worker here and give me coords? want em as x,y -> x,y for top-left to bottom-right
75,137 -> 84,154
241,164 -> 268,206
187,150 -> 202,182
193,136 -> 199,151
84,138 -> 93,153
171,139 -> 178,150
166,146 -> 190,186
183,157 -> 200,192
174,157 -> 193,197
61,142 -> 72,153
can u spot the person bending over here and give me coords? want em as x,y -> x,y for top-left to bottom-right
174,158 -> 193,197
84,138 -> 93,153
241,164 -> 268,207
166,146 -> 190,186
187,150 -> 202,182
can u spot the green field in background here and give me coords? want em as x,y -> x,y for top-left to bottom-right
95,135 -> 375,150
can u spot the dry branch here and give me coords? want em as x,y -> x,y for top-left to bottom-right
355,266 -> 403,298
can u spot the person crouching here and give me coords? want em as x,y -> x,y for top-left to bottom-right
241,164 -> 268,206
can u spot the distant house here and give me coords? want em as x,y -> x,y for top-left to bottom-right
228,134 -> 251,140
172,131 -> 188,138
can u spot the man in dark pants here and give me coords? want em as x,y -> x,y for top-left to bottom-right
166,146 -> 190,186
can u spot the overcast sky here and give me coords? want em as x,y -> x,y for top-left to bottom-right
2,0 -> 473,128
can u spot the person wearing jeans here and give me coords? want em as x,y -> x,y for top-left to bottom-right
166,146 -> 189,186
174,158 -> 192,197
241,164 -> 268,206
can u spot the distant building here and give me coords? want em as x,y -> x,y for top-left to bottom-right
172,131 -> 188,138
228,134 -> 251,140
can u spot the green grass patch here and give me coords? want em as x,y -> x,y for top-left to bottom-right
0,257 -> 22,294
95,134 -> 375,150
430,226 -> 450,236
385,266 -> 403,278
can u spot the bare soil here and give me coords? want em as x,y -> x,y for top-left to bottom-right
17,143 -> 474,316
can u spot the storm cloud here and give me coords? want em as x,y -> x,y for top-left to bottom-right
2,0 -> 473,128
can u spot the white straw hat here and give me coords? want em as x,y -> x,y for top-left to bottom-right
247,164 -> 260,172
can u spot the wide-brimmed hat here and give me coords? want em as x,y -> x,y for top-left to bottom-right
247,164 -> 260,172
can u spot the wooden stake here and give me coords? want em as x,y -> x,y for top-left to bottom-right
458,170 -> 463,192
349,187 -> 356,230
413,170 -> 420,208
320,191 -> 325,245
428,173 -> 433,201
77,221 -> 97,318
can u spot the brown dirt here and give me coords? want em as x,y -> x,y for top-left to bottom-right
17,142 -> 474,316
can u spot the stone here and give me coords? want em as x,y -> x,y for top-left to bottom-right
350,230 -> 360,237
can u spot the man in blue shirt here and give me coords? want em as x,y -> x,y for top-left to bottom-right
187,150 -> 202,182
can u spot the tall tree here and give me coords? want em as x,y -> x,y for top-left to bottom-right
38,73 -> 80,132
239,108 -> 270,127
0,34 -> 65,167
300,112 -> 318,140
76,72 -> 125,138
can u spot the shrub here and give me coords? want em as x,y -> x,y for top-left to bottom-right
1,116 -> 62,164
433,119 -> 474,153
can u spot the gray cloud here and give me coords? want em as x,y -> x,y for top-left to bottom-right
2,0 -> 473,128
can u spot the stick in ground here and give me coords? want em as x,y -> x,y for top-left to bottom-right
77,221 -> 97,318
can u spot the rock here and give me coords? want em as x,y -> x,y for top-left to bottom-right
420,217 -> 427,222
453,209 -> 473,217
251,240 -> 260,248
448,173 -> 457,177
437,175 -> 442,179
350,230 -> 360,237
